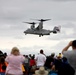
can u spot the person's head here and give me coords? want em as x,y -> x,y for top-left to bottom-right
11,47 -> 20,55
29,54 -> 32,58
25,55 -> 28,58
51,53 -> 55,57
31,56 -> 34,60
59,53 -> 61,55
72,40 -> 76,49
40,49 -> 43,54
4,52 -> 7,58
0,57 -> 5,63
35,66 -> 48,75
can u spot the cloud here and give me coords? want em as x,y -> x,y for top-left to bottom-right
49,0 -> 76,1
52,0 -> 76,1
0,0 -> 76,55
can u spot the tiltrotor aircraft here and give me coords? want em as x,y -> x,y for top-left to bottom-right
23,19 -> 61,37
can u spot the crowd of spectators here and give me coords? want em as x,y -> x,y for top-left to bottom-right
0,40 -> 76,75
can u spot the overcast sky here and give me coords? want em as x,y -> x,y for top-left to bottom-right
0,0 -> 76,56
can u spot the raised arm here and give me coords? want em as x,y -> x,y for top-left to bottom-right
62,41 -> 72,54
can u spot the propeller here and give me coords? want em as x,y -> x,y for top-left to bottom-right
31,19 -> 51,22
23,22 -> 37,25
38,19 -> 51,22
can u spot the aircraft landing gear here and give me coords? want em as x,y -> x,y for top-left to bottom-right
39,34 -> 43,37
39,35 -> 41,37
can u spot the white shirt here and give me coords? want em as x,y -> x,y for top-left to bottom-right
35,54 -> 46,67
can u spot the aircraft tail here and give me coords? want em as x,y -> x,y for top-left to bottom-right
53,25 -> 61,33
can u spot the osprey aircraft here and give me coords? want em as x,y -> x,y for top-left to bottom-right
23,19 -> 61,37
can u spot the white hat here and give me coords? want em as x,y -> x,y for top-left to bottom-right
35,67 -> 48,75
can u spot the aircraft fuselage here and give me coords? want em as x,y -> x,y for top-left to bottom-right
24,28 -> 51,36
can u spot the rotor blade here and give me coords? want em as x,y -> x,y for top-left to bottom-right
23,22 -> 37,25
31,19 -> 51,22
38,19 -> 51,21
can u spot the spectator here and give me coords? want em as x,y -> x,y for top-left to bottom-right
29,56 -> 36,67
62,40 -> 76,75
44,53 -> 55,69
35,49 -> 46,69
29,56 -> 36,74
58,53 -> 62,59
56,57 -> 75,75
23,55 -> 29,74
5,47 -> 25,75
0,57 -> 7,73
62,40 -> 76,53
35,66 -> 48,75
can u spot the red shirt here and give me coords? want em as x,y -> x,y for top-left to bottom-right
29,59 -> 36,66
